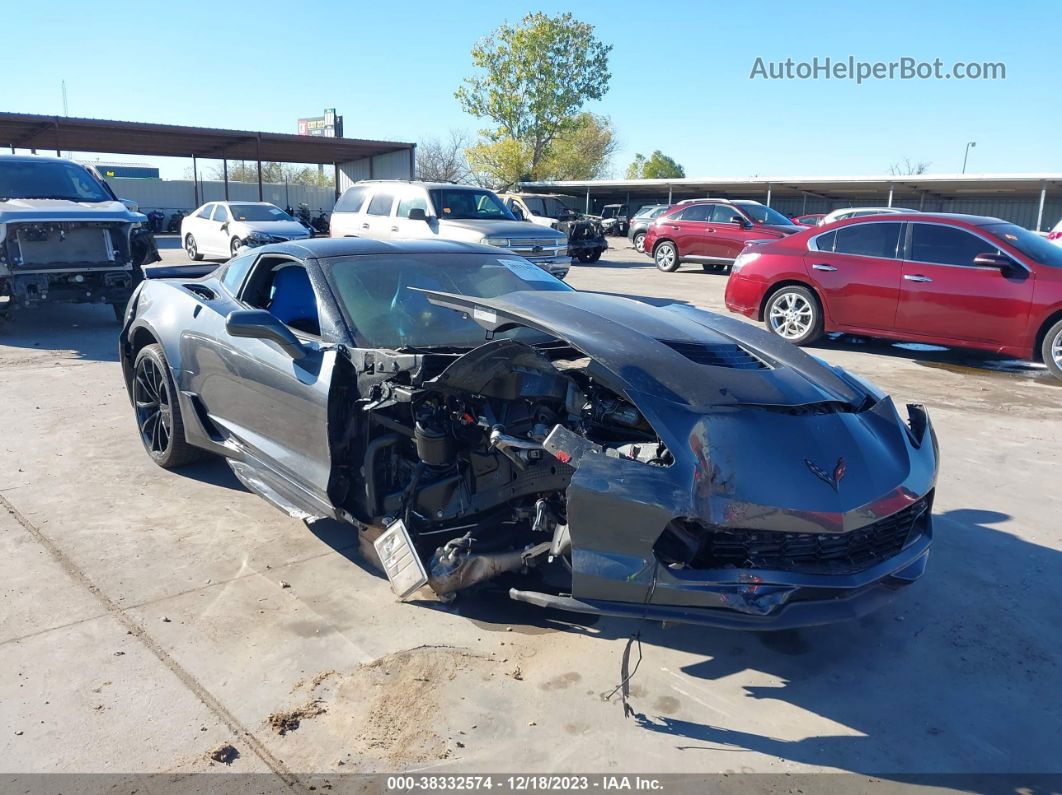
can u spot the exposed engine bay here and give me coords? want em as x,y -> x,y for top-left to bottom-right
341,338 -> 673,601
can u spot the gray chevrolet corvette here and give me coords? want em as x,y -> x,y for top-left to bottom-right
120,238 -> 938,629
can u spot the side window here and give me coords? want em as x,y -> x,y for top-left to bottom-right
677,204 -> 711,222
813,231 -> 836,252
242,258 -> 321,336
366,190 -> 396,217
910,223 -> 997,267
833,223 -> 901,258
196,204 -> 214,219
710,205 -> 744,224
220,253 -> 256,294
335,186 -> 367,213
212,204 -> 230,222
396,191 -> 429,219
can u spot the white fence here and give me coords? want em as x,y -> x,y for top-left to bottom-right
108,177 -> 337,216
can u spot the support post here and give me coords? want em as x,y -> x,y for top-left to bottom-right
192,155 -> 199,206
1036,181 -> 1047,232
54,118 -> 61,157
222,159 -> 229,200
801,193 -> 807,214
585,187 -> 590,214
887,184 -> 894,207
766,184 -> 772,208
334,163 -> 341,201
667,185 -> 673,204
409,145 -> 416,180
255,134 -> 264,201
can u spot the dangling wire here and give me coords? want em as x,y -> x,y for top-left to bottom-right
602,558 -> 660,718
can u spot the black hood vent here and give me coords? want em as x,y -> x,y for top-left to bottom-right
659,339 -> 768,370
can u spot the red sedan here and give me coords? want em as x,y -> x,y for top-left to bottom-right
724,213 -> 1062,379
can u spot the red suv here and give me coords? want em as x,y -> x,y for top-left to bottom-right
724,213 -> 1062,379
642,200 -> 805,273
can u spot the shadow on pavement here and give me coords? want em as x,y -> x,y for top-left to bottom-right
0,302 -> 122,362
619,507 -> 1061,778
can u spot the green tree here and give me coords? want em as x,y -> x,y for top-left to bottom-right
540,113 -> 617,181
625,151 -> 685,180
456,12 -> 612,183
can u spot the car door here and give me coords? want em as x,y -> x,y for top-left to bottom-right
192,253 -> 338,511
208,203 -> 232,256
803,221 -> 904,330
359,188 -> 398,239
186,203 -> 214,249
656,204 -> 710,257
895,222 -> 1035,345
391,187 -> 435,240
704,204 -> 757,261
330,185 -> 368,237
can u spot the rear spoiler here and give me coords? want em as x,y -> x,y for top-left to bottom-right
141,263 -> 218,280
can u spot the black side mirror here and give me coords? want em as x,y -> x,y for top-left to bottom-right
408,208 -> 428,222
973,252 -> 1016,270
225,309 -> 305,360
730,215 -> 750,227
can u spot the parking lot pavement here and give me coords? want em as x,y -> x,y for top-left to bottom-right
1,240 -> 1059,783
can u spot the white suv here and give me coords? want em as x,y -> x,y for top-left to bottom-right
330,181 -> 569,277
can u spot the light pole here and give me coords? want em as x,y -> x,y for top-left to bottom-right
962,141 -> 976,174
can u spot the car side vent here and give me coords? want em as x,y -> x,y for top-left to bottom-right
658,339 -> 768,369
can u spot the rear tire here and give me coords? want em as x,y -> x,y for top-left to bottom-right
578,250 -> 602,263
764,285 -> 824,346
654,241 -> 679,272
132,344 -> 203,468
633,232 -> 646,253
1042,318 -> 1062,381
185,234 -> 202,261
702,263 -> 726,273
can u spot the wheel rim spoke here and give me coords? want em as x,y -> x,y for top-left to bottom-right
135,358 -> 172,455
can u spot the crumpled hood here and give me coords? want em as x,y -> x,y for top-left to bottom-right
0,198 -> 143,224
420,289 -> 867,409
439,218 -> 566,242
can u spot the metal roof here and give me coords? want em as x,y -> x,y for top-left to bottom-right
0,112 -> 414,165
521,173 -> 1062,198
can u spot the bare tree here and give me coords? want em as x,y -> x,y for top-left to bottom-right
416,130 -> 472,183
889,158 -> 931,176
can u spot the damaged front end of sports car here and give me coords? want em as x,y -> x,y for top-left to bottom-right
338,289 -> 938,630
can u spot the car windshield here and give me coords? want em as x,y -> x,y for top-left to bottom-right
229,203 -> 293,222
429,189 -> 514,221
741,204 -> 796,226
635,206 -> 666,219
324,252 -> 572,349
0,159 -> 111,202
523,197 -> 573,219
984,223 -> 1062,267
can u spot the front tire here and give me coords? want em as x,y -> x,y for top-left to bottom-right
230,237 -> 242,257
185,234 -> 202,261
132,344 -> 202,468
1042,318 -> 1062,380
764,285 -> 824,345
633,232 -> 646,253
654,242 -> 679,272
702,263 -> 727,273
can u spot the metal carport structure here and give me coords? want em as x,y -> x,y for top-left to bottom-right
520,174 -> 1062,231
0,111 -> 415,204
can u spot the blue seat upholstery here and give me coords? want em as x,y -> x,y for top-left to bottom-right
268,266 -> 319,332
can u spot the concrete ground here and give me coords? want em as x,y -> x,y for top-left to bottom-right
1,238 -> 1059,786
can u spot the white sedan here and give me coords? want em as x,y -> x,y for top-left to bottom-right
181,201 -> 311,260
818,206 -> 919,226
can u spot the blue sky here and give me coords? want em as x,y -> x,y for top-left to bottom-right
4,0 -> 1056,179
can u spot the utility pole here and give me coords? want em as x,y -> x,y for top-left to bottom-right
962,141 -> 976,174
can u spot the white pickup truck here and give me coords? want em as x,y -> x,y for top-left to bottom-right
0,154 -> 160,322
